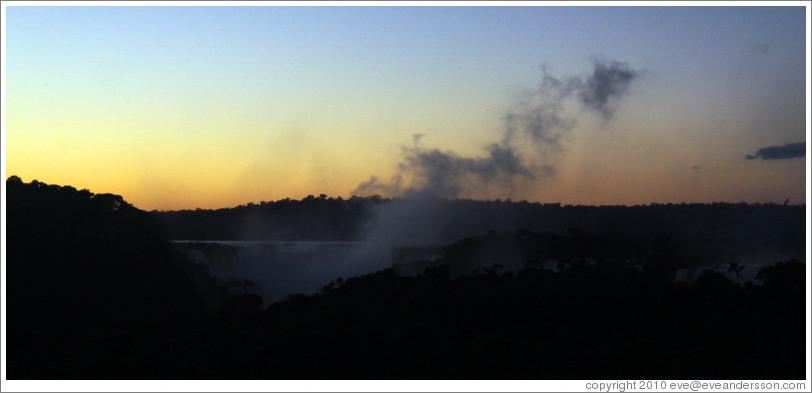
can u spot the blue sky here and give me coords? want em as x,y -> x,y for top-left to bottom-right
3,4 -> 808,209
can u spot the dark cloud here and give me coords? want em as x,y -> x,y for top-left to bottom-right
578,61 -> 639,120
745,142 -> 805,160
352,59 -> 641,200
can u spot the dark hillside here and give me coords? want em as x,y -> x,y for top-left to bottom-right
6,176 -> 211,378
4,176 -> 807,379
192,259 -> 806,379
153,198 -> 805,268
152,194 -> 387,241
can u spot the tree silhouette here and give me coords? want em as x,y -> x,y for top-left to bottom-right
5,176 -> 806,379
728,262 -> 744,284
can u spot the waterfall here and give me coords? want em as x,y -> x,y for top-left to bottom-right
173,241 -> 388,304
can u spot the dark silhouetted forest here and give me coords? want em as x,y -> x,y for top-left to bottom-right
203,259 -> 805,379
4,176 -> 807,379
152,194 -> 388,241
153,195 -> 805,269
6,176 -> 220,378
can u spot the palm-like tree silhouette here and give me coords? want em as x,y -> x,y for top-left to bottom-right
728,263 -> 744,285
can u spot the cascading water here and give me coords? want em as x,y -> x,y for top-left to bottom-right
172,241 -> 389,304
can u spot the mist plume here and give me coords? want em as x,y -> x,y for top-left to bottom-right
577,60 -> 639,121
352,59 -> 641,200
349,59 -> 642,262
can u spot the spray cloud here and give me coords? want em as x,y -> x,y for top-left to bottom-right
345,59 -> 643,267
577,60 -> 640,121
353,59 -> 641,200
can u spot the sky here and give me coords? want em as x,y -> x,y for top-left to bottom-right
2,3 -> 809,210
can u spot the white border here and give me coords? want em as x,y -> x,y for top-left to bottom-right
0,1 -> 810,7
1,0 -> 9,386
804,0 -> 812,387
1,1 -> 810,392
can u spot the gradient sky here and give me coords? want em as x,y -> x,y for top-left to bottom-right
3,4 -> 808,210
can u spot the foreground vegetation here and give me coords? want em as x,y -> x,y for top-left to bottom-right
5,176 -> 807,379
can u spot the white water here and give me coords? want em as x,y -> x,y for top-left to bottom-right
172,240 -> 389,304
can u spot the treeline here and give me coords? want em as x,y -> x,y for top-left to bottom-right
193,258 -> 806,379
395,229 -> 668,277
152,194 -> 388,241
153,196 -> 805,267
5,176 -> 223,378
4,176 -> 807,379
